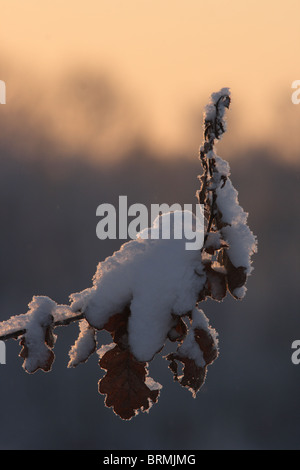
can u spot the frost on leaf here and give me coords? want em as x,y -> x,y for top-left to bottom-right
166,307 -> 218,397
99,345 -> 161,420
19,296 -> 57,373
97,307 -> 161,420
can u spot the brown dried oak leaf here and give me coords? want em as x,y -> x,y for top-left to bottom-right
99,345 -> 160,420
19,325 -> 56,373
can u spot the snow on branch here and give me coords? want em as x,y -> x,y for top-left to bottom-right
69,210 -> 206,363
0,88 -> 257,420
198,88 -> 257,300
0,301 -> 83,341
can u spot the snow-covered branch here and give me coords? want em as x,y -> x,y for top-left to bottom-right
0,88 -> 257,420
0,301 -> 83,342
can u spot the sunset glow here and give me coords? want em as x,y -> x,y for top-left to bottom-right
1,0 -> 300,161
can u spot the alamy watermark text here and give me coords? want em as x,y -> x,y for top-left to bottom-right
0,80 -> 6,104
0,341 -> 6,364
291,80 -> 300,104
96,197 -> 204,250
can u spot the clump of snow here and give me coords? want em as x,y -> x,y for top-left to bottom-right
204,87 -> 231,136
0,312 -> 30,339
233,286 -> 247,299
214,155 -> 231,177
215,168 -> 257,273
205,231 -> 222,250
177,307 -> 218,367
138,208 -> 204,251
97,342 -> 116,359
145,376 -> 163,391
70,211 -> 206,362
0,303 -> 77,340
26,296 -> 56,331
22,296 -> 56,373
53,304 -> 81,324
216,177 -> 247,225
68,319 -> 96,367
144,376 -> 163,414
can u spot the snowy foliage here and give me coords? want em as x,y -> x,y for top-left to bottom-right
0,88 -> 257,420
68,319 -> 96,368
70,211 -> 206,363
19,296 -> 57,374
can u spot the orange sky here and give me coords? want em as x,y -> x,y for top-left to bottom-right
1,0 -> 300,161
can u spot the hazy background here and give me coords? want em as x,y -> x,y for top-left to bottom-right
0,0 -> 299,450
